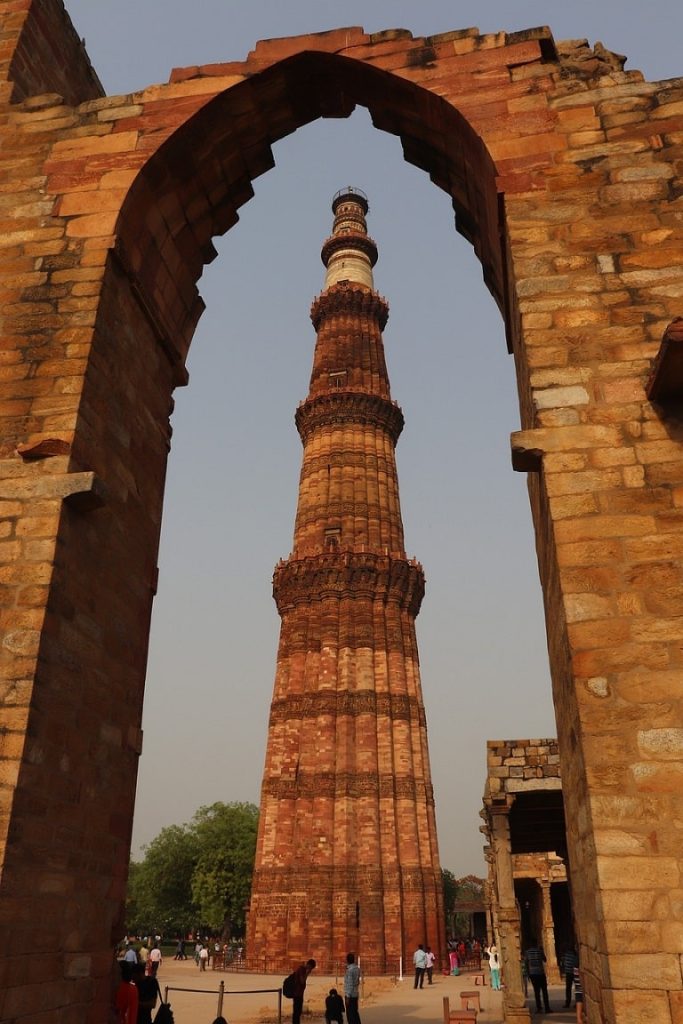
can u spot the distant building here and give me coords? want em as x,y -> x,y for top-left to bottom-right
482,739 -> 573,1020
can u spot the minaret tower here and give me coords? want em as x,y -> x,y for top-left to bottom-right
248,189 -> 444,972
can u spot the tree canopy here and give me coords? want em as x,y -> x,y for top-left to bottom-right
127,801 -> 258,938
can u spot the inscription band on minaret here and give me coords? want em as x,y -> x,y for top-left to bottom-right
247,189 -> 444,972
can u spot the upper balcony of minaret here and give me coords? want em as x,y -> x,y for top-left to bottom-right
321,186 -> 379,291
310,280 -> 389,332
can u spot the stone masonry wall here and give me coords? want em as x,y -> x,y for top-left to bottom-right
486,739 -> 562,797
0,2 -> 682,1020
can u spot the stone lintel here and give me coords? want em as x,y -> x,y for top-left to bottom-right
506,777 -> 562,793
0,463 -> 104,507
511,425 -> 621,471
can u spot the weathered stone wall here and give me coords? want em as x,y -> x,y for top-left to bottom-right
483,739 -> 566,1020
0,2 -> 682,1019
2,0 -> 102,105
486,739 -> 562,796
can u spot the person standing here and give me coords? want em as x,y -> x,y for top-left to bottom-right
291,958 -> 316,1024
114,962 -> 139,1024
344,952 -> 362,1024
573,963 -> 584,1024
148,944 -> 162,977
131,962 -> 161,1024
561,946 -> 578,1008
413,944 -> 427,989
524,938 -> 552,1014
199,945 -> 209,971
425,947 -> 435,985
487,946 -> 501,990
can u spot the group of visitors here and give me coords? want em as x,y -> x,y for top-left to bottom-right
411,943 -> 436,987
286,953 -> 362,1024
122,942 -> 162,976
448,936 -> 482,969
114,960 -> 166,1024
325,952 -> 362,1024
524,938 -> 584,1022
118,933 -> 585,1024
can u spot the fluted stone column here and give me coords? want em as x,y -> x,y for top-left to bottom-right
489,803 -> 530,1024
540,879 -> 560,983
248,189 -> 444,973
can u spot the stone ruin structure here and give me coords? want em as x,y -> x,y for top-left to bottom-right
512,851 -> 571,986
248,189 -> 444,972
482,739 -> 571,1022
0,2 -> 682,1020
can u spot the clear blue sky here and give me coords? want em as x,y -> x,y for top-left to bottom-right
64,0 -> 682,876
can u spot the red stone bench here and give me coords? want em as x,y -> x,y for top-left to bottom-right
460,990 -> 482,1012
443,997 -> 477,1024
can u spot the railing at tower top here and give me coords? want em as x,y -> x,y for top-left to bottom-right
332,185 -> 368,205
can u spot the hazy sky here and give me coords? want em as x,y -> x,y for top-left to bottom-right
63,1 -> 682,876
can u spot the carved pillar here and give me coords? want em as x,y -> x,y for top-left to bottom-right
484,849 -> 498,947
540,879 -> 560,983
489,803 -> 530,1024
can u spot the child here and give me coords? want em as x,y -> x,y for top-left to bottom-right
325,987 -> 345,1023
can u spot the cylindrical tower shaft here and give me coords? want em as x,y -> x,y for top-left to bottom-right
248,189 -> 444,973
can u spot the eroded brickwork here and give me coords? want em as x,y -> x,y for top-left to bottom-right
248,191 -> 443,972
0,2 -> 681,1020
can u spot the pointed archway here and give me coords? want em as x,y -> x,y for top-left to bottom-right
1,9 -> 683,1021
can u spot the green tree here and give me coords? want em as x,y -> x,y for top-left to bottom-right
125,802 -> 259,939
190,802 -> 259,938
127,823 -> 200,936
442,868 -> 459,938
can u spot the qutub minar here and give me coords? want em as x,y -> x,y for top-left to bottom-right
247,189 -> 445,972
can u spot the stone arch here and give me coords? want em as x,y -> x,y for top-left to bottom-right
113,49 -> 505,376
1,6 -> 683,1021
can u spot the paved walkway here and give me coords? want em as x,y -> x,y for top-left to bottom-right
152,962 -> 575,1024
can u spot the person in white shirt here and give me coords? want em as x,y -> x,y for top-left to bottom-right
148,944 -> 162,976
413,944 -> 427,989
425,947 -> 436,984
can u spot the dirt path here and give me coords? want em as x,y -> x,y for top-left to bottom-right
153,962 -> 573,1024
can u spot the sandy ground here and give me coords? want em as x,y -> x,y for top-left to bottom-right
151,961 -> 578,1024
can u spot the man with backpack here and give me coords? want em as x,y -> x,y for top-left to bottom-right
284,958 -> 316,1024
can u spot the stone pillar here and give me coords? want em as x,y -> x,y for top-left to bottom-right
540,879 -> 560,984
489,803 -> 530,1024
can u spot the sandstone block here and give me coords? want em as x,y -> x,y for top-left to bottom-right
632,762 -> 683,792
609,953 -> 681,989
606,990 -> 672,1024
555,514 -> 655,542
564,593 -> 615,622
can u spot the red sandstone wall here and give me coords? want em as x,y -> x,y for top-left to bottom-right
3,0 -> 103,105
0,5 -> 681,1021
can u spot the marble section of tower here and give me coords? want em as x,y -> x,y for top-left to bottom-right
247,189 -> 444,972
